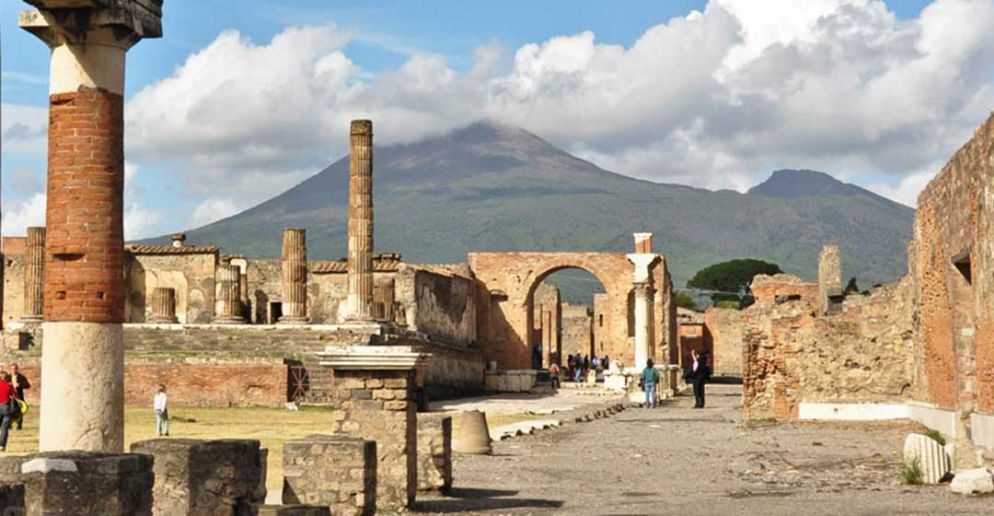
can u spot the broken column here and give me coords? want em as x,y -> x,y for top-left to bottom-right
280,228 -> 309,323
818,244 -> 842,314
148,287 -> 178,324
20,0 -> 162,452
214,263 -> 244,324
317,346 -> 428,511
345,120 -> 374,321
627,233 -> 660,372
21,226 -> 45,323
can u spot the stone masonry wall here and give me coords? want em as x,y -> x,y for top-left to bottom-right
704,308 -> 744,377
742,280 -> 914,422
395,266 -> 477,347
560,303 -> 592,360
126,252 -> 217,324
2,253 -> 25,325
282,435 -> 376,516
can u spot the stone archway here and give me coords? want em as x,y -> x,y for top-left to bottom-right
469,252 -> 676,370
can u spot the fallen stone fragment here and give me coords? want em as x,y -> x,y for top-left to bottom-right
949,468 -> 994,494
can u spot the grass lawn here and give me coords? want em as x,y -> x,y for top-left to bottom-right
4,406 -> 541,494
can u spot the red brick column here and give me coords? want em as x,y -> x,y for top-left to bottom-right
45,90 -> 126,324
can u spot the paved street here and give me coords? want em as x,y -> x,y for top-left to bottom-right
417,384 -> 992,515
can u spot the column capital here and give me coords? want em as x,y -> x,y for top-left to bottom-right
632,281 -> 654,297
20,1 -> 163,48
626,253 -> 661,283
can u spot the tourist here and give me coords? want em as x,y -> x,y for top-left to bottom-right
685,349 -> 711,408
574,359 -> 584,382
583,355 -> 590,372
549,363 -> 561,388
592,356 -> 601,372
10,363 -> 31,430
154,384 -> 170,437
603,355 -> 611,371
0,371 -> 15,451
9,364 -> 29,430
641,359 -> 660,409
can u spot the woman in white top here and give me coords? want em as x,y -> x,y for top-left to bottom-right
154,384 -> 169,437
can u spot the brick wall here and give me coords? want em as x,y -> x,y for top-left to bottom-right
704,308 -> 744,377
45,90 -> 125,323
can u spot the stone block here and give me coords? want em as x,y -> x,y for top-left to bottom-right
0,452 -> 153,515
950,468 -> 994,494
130,438 -> 266,516
903,433 -> 951,484
252,505 -> 331,516
282,434 -> 375,516
417,414 -> 452,493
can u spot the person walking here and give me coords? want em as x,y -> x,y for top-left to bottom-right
154,384 -> 170,437
641,359 -> 660,409
9,364 -> 29,430
685,349 -> 711,408
0,372 -> 15,451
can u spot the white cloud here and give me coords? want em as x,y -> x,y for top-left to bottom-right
191,198 -> 239,227
1,193 -> 46,237
1,103 -> 47,156
865,169 -> 937,207
122,163 -> 163,239
122,0 -> 994,221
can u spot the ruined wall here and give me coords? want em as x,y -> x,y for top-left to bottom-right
742,280 -> 915,421
751,274 -> 819,309
2,253 -> 25,326
531,283 -> 561,364
593,293 -> 608,357
704,308 -> 744,377
678,322 -> 704,371
125,251 -> 217,324
911,114 -> 994,419
560,303 -> 592,359
395,265 -> 477,347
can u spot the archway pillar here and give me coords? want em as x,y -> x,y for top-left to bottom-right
627,253 -> 660,371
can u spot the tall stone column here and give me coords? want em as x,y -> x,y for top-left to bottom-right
214,263 -> 244,324
818,244 -> 842,314
627,233 -> 660,371
148,287 -> 178,324
280,228 -> 309,323
20,0 -> 162,452
632,282 -> 654,370
21,226 -> 46,323
345,120 -> 374,321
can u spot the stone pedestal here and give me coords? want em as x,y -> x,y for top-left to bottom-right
148,287 -> 178,324
282,435 -> 376,516
130,439 -> 266,516
0,452 -> 153,515
317,346 -> 428,510
214,263 -> 244,324
417,414 -> 453,493
345,120 -> 374,321
21,0 -> 163,453
280,228 -> 309,323
21,226 -> 45,323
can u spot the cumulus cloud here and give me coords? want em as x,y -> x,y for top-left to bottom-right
123,0 -> 994,220
1,193 -> 46,237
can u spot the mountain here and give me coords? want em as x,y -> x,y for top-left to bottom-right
142,121 -> 916,299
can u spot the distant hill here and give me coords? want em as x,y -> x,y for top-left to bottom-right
141,121 -> 915,302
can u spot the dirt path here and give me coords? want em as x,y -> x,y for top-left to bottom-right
417,384 -> 992,515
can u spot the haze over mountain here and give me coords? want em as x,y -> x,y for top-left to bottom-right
144,121 -> 916,296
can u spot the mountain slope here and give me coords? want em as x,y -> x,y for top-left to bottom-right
145,121 -> 916,292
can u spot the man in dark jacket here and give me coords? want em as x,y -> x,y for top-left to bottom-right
684,350 -> 710,408
9,364 -> 29,429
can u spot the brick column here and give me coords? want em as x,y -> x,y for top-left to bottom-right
345,120 -> 374,321
280,228 -> 309,323
20,0 -> 162,453
21,226 -> 45,323
148,287 -> 178,324
318,347 -> 428,511
213,263 -> 244,324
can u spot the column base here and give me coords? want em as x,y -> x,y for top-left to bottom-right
147,316 -> 179,324
278,316 -> 310,324
211,316 -> 245,325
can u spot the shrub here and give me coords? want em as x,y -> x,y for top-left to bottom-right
902,458 -> 923,485
925,429 -> 946,446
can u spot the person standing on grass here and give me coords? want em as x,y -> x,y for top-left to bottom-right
0,371 -> 15,451
9,364 -> 29,430
154,384 -> 169,437
641,359 -> 660,409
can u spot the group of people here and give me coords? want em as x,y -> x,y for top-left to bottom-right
0,364 -> 31,451
640,349 -> 710,409
564,353 -> 610,382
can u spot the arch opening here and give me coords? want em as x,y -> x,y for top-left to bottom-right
526,266 -> 612,371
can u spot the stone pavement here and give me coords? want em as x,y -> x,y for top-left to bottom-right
416,384 -> 993,515
429,385 -> 613,415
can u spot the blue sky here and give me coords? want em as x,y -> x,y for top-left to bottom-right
0,0 -> 987,239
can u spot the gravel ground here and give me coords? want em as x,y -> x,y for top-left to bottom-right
416,384 -> 993,515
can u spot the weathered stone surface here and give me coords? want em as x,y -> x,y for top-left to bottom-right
560,303 -> 592,361
130,438 -> 265,515
416,413 -> 452,492
903,434 -> 950,485
950,468 -> 994,494
453,410 -> 491,455
282,435 -> 375,516
345,120 -> 375,321
0,452 -> 153,515
252,505 -> 331,516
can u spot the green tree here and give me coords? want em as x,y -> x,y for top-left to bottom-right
687,259 -> 783,294
675,291 -> 698,311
